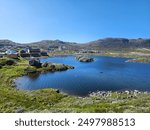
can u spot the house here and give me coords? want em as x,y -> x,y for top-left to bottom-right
28,48 -> 41,57
5,49 -> 17,55
48,46 -> 59,51
41,51 -> 48,56
27,48 -> 40,53
19,49 -> 30,57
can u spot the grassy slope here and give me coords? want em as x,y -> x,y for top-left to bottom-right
0,58 -> 150,113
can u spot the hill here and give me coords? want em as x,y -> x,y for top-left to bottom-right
0,38 -> 150,51
83,38 -> 150,51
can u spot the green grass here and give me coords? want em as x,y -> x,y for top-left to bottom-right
0,57 -> 150,113
131,58 -> 150,63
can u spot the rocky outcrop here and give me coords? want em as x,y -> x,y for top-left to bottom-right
25,61 -> 74,74
29,59 -> 42,67
76,55 -> 94,62
42,62 -> 49,67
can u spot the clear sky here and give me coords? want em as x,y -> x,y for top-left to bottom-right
0,0 -> 150,43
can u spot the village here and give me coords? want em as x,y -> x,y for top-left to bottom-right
0,46 -> 49,59
0,41 -> 102,59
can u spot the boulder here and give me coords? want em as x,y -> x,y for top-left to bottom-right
76,55 -> 94,62
29,59 -> 42,67
15,108 -> 24,113
42,62 -> 49,67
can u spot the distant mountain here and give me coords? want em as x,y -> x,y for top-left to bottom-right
0,38 -> 150,51
0,40 -> 19,47
27,40 -> 80,50
83,38 -> 150,51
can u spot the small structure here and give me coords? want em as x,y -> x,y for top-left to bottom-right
41,51 -> 48,56
5,49 -> 17,55
28,48 -> 41,57
48,46 -> 59,52
19,49 -> 30,57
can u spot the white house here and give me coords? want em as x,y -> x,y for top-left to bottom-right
5,49 -> 17,55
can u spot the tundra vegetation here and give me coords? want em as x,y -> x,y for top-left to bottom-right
0,57 -> 150,113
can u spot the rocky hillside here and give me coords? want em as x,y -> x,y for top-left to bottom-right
27,40 -> 80,50
0,40 -> 20,47
83,38 -> 150,51
0,38 -> 150,51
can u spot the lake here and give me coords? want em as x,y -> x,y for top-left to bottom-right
15,56 -> 150,96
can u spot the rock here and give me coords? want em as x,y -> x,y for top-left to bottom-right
76,55 -> 94,62
24,67 -> 37,74
49,64 -> 56,70
89,91 -> 112,97
15,108 -> 24,113
66,65 -> 75,69
55,89 -> 60,93
125,90 -> 130,95
11,79 -> 16,87
42,62 -> 49,67
29,59 -> 42,67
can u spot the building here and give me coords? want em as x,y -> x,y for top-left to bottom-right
41,51 -> 48,56
5,49 -> 17,55
19,49 -> 30,57
48,46 -> 59,51
28,48 -> 41,57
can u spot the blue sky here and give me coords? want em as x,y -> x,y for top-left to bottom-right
0,0 -> 150,43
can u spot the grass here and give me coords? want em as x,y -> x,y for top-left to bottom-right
127,58 -> 150,63
0,57 -> 150,113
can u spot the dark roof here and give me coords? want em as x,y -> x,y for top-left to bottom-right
29,48 -> 40,53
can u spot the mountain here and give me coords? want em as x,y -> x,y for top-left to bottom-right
0,40 -> 19,47
27,40 -> 80,50
0,38 -> 150,51
83,38 -> 150,51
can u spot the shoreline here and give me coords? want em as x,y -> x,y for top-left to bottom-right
1,56 -> 150,112
46,52 -> 150,63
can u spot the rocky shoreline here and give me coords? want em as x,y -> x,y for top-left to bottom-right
89,90 -> 148,99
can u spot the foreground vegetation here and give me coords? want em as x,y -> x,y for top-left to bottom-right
0,57 -> 150,113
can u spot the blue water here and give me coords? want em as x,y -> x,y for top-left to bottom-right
15,56 -> 150,96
